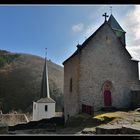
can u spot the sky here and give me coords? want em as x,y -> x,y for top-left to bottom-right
0,5 -> 140,73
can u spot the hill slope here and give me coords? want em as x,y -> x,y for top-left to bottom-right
0,50 -> 64,113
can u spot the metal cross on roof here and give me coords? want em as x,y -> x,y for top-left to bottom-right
102,12 -> 109,22
45,48 -> 47,58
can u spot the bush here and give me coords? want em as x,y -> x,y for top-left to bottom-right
0,51 -> 20,68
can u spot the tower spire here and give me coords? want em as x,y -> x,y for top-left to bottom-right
40,48 -> 50,98
45,48 -> 47,58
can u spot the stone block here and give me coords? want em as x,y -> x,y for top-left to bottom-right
96,125 -> 122,134
0,123 -> 8,134
122,124 -> 140,134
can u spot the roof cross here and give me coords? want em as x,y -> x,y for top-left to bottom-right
102,12 -> 109,22
45,48 -> 47,58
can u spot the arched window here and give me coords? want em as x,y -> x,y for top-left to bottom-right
69,78 -> 72,92
45,105 -> 48,112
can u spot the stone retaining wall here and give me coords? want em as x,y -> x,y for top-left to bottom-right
0,123 -> 8,134
96,124 -> 140,134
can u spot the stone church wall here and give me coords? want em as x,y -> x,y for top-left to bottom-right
64,53 -> 80,121
79,23 -> 139,111
131,90 -> 140,109
63,22 -> 140,120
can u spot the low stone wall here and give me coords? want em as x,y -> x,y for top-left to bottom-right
96,125 -> 122,134
0,114 -> 28,126
122,124 -> 140,134
0,123 -> 8,134
96,124 -> 140,134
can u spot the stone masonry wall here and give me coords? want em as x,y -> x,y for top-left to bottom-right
64,22 -> 140,120
64,53 -> 80,121
79,23 -> 140,111
131,90 -> 140,109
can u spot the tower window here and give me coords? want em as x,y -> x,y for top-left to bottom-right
70,78 -> 72,92
45,105 -> 48,112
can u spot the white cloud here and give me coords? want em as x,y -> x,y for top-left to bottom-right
127,45 -> 140,80
124,6 -> 140,41
84,24 -> 98,38
127,46 -> 140,60
123,5 -> 140,61
72,23 -> 84,33
73,24 -> 99,45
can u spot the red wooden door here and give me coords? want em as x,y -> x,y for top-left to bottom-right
104,90 -> 112,106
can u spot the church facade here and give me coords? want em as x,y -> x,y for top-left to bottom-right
63,14 -> 140,121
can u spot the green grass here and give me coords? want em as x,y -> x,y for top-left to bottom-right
55,112 -> 116,134
57,111 -> 131,134
14,110 -> 138,135
94,111 -> 129,123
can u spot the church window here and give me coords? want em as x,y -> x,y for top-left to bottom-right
45,105 -> 48,112
70,78 -> 72,92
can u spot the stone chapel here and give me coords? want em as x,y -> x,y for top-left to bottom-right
63,13 -> 140,121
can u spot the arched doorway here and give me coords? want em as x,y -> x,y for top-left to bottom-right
103,80 -> 112,107
104,90 -> 112,106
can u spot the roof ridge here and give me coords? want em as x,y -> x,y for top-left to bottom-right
37,97 -> 56,103
63,22 -> 107,64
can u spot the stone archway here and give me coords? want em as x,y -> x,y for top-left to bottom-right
103,80 -> 112,107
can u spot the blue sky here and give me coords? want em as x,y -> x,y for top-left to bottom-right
0,5 -> 140,69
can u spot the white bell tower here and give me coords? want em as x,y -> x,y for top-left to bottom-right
33,49 -> 55,121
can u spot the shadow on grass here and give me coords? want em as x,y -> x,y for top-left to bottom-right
55,113 -> 115,134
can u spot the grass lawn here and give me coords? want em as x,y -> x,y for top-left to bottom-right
55,110 -> 133,134
14,109 -> 139,135
94,111 -> 129,122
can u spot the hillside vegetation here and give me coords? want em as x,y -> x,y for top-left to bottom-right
0,50 -> 64,113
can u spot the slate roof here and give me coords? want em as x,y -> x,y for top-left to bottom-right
36,97 -> 56,103
131,58 -> 140,62
37,56 -> 56,103
40,57 -> 50,98
108,14 -> 125,32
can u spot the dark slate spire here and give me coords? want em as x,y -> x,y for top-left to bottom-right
108,14 -> 125,32
40,57 -> 50,98
108,14 -> 126,46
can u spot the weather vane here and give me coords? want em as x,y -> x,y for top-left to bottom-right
110,6 -> 112,14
